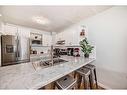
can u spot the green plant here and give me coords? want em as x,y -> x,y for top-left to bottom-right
80,38 -> 94,57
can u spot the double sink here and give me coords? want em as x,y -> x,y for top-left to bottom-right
32,58 -> 68,70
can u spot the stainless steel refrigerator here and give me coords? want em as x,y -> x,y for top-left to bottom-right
1,35 -> 30,66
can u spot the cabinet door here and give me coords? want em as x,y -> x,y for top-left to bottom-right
4,24 -> 18,35
43,34 -> 52,46
18,27 -> 30,38
0,21 -> 2,33
57,32 -> 63,41
52,33 -> 56,45
54,33 -> 60,45
65,26 -> 80,46
66,30 -> 73,46
72,27 -> 80,46
17,27 -> 30,60
61,29 -> 73,46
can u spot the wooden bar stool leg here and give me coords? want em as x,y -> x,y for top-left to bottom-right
51,82 -> 56,89
89,75 -> 93,89
90,70 -> 94,88
94,69 -> 98,89
83,76 -> 89,89
77,73 -> 82,89
74,71 -> 77,78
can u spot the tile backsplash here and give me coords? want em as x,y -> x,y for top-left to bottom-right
31,47 -> 51,54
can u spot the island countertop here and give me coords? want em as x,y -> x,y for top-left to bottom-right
0,56 -> 95,89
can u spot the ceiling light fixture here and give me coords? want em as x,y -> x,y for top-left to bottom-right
0,14 -> 2,17
32,16 -> 50,25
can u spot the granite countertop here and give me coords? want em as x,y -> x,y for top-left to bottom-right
0,56 -> 95,89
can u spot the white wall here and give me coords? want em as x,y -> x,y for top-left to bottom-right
82,7 -> 127,89
57,6 -> 127,89
82,6 -> 127,73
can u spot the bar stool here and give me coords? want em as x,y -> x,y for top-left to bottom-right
76,67 -> 92,89
84,64 -> 98,89
55,75 -> 77,89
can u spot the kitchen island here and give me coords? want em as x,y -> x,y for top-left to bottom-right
0,56 -> 95,89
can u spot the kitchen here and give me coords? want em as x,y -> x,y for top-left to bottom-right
0,6 -> 127,90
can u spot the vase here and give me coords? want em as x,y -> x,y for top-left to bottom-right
84,54 -> 89,58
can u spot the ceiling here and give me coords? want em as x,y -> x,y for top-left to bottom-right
0,6 -> 112,32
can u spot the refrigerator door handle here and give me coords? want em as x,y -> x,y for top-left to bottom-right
15,36 -> 19,60
14,46 -> 17,57
17,38 -> 20,57
15,38 -> 17,61
18,51 -> 20,57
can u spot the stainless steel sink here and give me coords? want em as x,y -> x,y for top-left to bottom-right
32,58 -> 68,70
40,59 -> 68,66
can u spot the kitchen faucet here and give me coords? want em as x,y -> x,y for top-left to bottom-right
51,45 -> 54,66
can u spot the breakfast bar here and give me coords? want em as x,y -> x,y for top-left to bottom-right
0,56 -> 95,89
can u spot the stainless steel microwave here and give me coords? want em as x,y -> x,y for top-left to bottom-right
30,33 -> 42,46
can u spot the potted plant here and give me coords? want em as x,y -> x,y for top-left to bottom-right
80,38 -> 94,58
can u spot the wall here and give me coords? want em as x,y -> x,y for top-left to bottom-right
57,6 -> 127,89
83,6 -> 127,89
82,6 -> 127,73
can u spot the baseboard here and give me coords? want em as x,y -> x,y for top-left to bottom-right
98,82 -> 112,89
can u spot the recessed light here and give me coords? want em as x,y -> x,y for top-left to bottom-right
32,16 -> 50,25
0,14 -> 2,17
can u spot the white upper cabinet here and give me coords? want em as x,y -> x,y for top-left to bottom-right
3,23 -> 52,47
57,32 -> 64,41
3,24 -> 30,38
0,22 -> 4,34
0,21 -> 2,33
72,26 -> 81,46
55,24 -> 89,46
43,34 -> 52,46
4,24 -> 18,35
18,27 -> 30,38
56,26 -> 81,46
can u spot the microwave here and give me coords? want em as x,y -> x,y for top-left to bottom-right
30,33 -> 42,46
